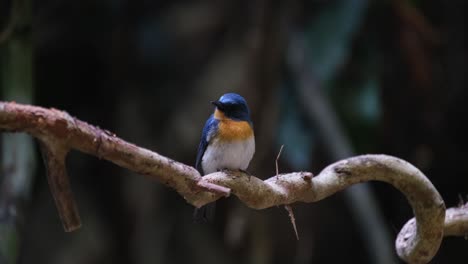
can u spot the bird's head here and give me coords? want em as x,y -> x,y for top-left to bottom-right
212,93 -> 251,121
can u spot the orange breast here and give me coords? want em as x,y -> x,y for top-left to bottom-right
214,109 -> 253,140
218,119 -> 254,140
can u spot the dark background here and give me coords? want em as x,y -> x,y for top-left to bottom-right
1,0 -> 468,263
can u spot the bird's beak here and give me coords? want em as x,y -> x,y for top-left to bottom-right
211,100 -> 223,110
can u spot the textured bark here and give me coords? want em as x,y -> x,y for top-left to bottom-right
38,141 -> 80,232
399,202 -> 468,240
444,202 -> 468,237
0,101 -> 464,263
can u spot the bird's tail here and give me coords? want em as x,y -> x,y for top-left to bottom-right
193,203 -> 216,223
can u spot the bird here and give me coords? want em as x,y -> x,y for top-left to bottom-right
193,93 -> 255,222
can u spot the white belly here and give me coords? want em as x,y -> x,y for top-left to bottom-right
201,137 -> 255,174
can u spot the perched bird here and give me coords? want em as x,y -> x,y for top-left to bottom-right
194,93 -> 255,222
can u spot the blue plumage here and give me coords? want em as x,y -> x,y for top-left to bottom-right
195,115 -> 218,174
194,93 -> 255,223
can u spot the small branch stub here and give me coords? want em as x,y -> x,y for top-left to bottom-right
39,141 -> 81,232
275,144 -> 284,180
284,205 -> 299,240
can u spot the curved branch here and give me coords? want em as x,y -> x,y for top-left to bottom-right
0,102 -> 207,203
0,101 -> 446,263
399,201 -> 468,245
197,155 -> 446,264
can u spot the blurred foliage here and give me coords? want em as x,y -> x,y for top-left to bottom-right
277,82 -> 315,170
279,0 -> 374,166
0,0 -> 467,264
0,223 -> 18,264
1,0 -> 35,263
304,0 -> 368,84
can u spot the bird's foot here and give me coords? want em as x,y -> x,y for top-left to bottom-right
238,169 -> 250,175
239,169 -> 252,181
217,169 -> 251,180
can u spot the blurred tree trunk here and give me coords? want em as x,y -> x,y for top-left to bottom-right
0,0 -> 36,263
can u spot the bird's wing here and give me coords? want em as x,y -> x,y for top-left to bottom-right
195,115 -> 218,174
